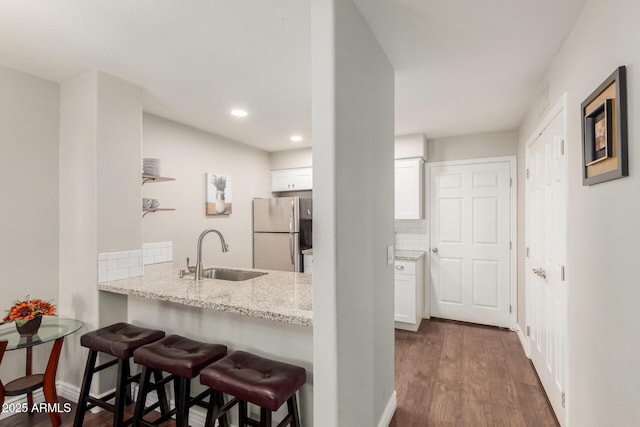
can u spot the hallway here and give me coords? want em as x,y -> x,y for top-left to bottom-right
390,319 -> 559,426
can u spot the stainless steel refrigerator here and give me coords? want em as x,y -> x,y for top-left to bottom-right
253,197 -> 312,272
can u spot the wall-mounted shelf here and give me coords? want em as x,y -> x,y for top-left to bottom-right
142,208 -> 176,217
142,174 -> 175,185
142,173 -> 175,217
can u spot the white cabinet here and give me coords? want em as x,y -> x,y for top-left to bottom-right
395,158 -> 424,219
271,167 -> 313,192
394,257 -> 425,331
303,254 -> 313,274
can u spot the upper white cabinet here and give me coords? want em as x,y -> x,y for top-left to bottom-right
272,167 -> 313,192
395,158 -> 424,219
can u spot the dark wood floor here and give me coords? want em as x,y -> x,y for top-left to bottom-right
1,318 -> 558,427
389,318 -> 559,427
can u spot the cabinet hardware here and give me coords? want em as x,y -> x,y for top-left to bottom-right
395,265 -> 404,271
432,247 -> 439,253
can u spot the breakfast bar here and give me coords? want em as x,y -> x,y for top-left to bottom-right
98,263 -> 314,426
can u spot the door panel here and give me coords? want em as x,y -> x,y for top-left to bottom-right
526,108 -> 567,425
430,160 -> 512,328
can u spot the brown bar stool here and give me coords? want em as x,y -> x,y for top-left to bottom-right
200,350 -> 306,427
132,334 -> 228,427
73,322 -> 167,427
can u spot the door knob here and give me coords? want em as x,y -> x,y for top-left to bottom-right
432,247 -> 439,253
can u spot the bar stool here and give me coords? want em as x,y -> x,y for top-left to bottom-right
200,350 -> 306,427
132,334 -> 228,427
74,322 -> 167,427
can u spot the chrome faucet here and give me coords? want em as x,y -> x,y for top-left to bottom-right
195,229 -> 229,280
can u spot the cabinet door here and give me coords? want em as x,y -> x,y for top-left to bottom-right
394,273 -> 416,323
271,170 -> 292,192
291,167 -> 312,190
395,158 -> 424,219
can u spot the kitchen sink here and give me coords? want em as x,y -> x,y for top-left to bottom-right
201,268 -> 268,281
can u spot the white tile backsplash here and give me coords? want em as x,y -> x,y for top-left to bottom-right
395,219 -> 428,234
395,233 -> 428,251
143,241 -> 173,265
98,250 -> 143,283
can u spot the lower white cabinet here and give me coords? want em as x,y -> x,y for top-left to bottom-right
394,257 -> 425,331
303,254 -> 313,274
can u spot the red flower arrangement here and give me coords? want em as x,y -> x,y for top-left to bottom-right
3,296 -> 56,326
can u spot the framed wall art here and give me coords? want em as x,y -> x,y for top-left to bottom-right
581,66 -> 628,185
206,173 -> 232,215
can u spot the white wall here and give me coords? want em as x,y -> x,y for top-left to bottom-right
427,131 -> 518,163
395,133 -> 426,159
270,147 -> 313,169
312,0 -> 395,425
142,114 -> 272,268
0,64 -> 59,386
59,71 -> 143,392
518,0 -> 640,424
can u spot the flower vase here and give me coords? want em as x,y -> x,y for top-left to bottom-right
16,315 -> 43,337
215,190 -> 225,214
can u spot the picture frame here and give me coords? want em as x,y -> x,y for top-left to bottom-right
205,173 -> 232,215
581,66 -> 628,185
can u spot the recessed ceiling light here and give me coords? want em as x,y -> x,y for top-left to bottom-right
290,135 -> 303,142
230,109 -> 248,117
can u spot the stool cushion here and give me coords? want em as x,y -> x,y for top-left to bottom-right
199,351 -> 306,411
80,323 -> 165,359
134,335 -> 227,379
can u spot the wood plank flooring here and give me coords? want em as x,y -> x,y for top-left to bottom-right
1,318 -> 558,427
389,318 -> 559,427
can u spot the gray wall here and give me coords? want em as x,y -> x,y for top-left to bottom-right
427,131 -> 518,163
518,0 -> 640,423
0,64 -> 59,388
142,114 -> 272,268
312,0 -> 395,425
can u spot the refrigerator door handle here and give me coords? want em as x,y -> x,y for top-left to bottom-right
289,232 -> 295,265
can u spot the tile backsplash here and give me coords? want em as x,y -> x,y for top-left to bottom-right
143,241 -> 173,265
395,220 -> 428,252
98,250 -> 143,283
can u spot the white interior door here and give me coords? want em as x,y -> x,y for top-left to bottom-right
430,159 -> 513,328
526,107 -> 567,425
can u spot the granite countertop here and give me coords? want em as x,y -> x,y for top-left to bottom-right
395,250 -> 426,261
301,248 -> 313,255
98,263 -> 313,326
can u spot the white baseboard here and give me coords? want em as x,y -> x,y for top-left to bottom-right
515,325 -> 531,358
377,390 -> 397,427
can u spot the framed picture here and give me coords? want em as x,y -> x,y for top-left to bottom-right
581,66 -> 628,185
206,173 -> 232,215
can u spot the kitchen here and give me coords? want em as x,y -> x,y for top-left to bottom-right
4,1 -> 640,427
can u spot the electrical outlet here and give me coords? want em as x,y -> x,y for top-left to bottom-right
387,245 -> 394,265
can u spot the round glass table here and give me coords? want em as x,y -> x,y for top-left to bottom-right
0,317 -> 83,426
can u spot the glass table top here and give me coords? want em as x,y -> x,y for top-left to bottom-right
0,317 -> 83,351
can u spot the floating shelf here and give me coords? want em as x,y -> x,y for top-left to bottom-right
142,175 -> 175,185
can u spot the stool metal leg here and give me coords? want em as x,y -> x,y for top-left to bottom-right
173,377 -> 190,427
261,407 -> 272,427
152,370 -> 169,415
239,400 -> 248,427
287,394 -> 301,427
73,350 -> 97,427
114,358 -> 129,427
123,359 -> 133,405
132,366 -> 151,427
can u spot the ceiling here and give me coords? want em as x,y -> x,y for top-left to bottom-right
0,0 -> 586,152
